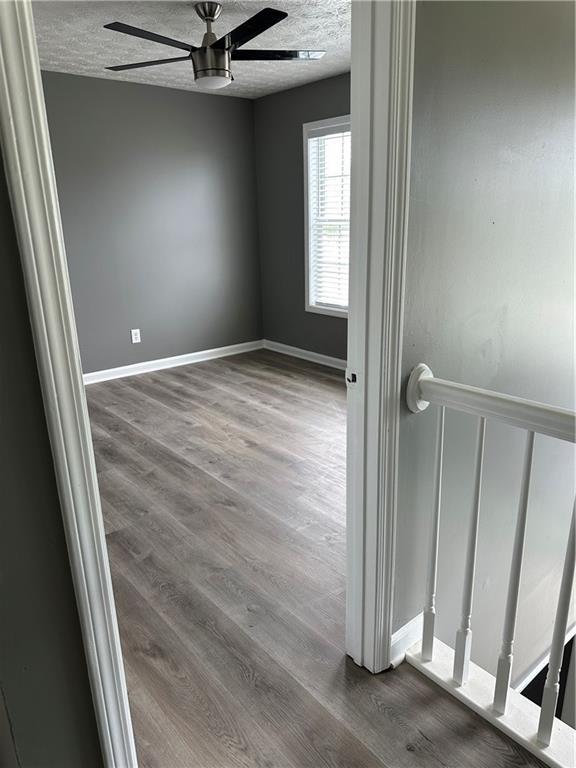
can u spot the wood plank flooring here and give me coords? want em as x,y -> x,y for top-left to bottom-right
88,350 -> 544,768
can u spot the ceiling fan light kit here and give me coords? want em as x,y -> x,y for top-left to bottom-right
191,48 -> 232,89
104,3 -> 326,91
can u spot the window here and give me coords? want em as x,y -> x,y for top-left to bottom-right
304,115 -> 351,317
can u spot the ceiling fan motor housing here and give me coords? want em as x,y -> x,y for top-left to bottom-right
190,47 -> 232,88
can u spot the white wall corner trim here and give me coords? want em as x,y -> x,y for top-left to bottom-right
346,0 -> 416,673
0,2 -> 137,766
390,613 -> 424,668
83,340 -> 265,384
262,340 -> 347,371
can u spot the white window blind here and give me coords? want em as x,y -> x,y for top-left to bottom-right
304,117 -> 351,316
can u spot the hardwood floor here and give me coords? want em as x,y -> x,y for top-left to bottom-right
88,350 -> 543,768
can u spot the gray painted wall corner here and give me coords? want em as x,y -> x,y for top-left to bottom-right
41,70 -> 351,372
42,72 -> 262,374
254,73 -> 350,360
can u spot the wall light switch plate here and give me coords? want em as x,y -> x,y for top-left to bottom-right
130,328 -> 141,344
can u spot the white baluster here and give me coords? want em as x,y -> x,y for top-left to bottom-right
537,506 -> 576,746
453,417 -> 486,686
422,406 -> 445,662
493,431 -> 535,714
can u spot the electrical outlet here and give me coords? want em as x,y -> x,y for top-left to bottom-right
130,328 -> 141,344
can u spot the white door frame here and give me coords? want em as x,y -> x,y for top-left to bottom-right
0,3 -> 137,766
0,0 -> 415,764
346,0 -> 416,672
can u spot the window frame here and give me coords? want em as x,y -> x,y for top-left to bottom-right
303,114 -> 351,319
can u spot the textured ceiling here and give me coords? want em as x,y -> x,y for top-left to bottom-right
32,0 -> 350,99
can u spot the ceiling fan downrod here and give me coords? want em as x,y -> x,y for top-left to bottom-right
195,2 -> 222,44
192,1 -> 232,89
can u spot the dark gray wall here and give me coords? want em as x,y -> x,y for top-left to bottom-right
0,162 -> 102,766
395,1 -> 575,680
254,74 -> 350,359
42,72 -> 261,374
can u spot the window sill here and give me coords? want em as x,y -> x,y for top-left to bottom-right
306,303 -> 348,319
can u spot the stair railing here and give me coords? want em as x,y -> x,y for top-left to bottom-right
405,364 -> 575,767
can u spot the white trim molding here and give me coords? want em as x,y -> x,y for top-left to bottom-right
303,113 -> 351,319
262,339 -> 347,371
84,340 -> 264,384
390,613 -> 424,668
83,340 -> 346,385
346,0 -> 416,672
0,3 -> 137,766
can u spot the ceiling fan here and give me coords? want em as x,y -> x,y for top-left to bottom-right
104,2 -> 325,91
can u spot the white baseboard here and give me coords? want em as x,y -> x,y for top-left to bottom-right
83,338 -> 347,385
389,613 -> 424,668
83,340 -> 264,385
262,339 -> 347,371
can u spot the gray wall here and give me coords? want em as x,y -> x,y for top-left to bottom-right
42,71 -> 351,371
396,1 -> 575,681
42,72 -> 261,374
254,74 -> 350,359
0,162 -> 102,765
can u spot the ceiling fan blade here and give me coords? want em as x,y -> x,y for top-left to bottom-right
211,8 -> 288,51
104,22 -> 195,52
232,50 -> 325,61
106,56 -> 191,72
